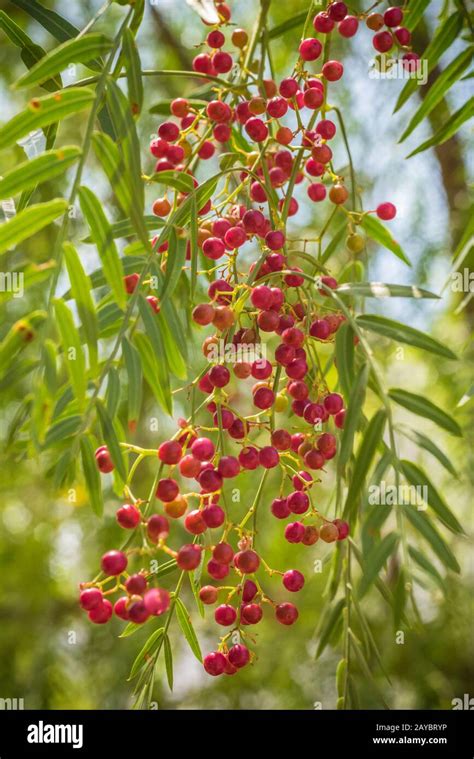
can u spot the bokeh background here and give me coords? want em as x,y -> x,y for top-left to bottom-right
0,0 -> 473,710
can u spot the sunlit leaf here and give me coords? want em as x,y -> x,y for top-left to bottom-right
0,146 -> 81,200
336,282 -> 438,299
356,314 -> 457,360
389,388 -> 462,437
358,532 -> 399,598
174,597 -> 202,662
122,27 -> 143,117
63,242 -> 98,370
361,216 -> 410,266
96,398 -> 127,481
403,506 -> 460,573
53,299 -> 87,406
80,435 -> 104,517
407,98 -> 474,157
400,460 -> 463,534
0,199 -> 67,255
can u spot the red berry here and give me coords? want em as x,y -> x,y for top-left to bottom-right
285,521 -> 305,543
202,504 -> 225,528
228,644 -> 250,668
95,445 -> 114,473
287,491 -> 309,515
338,16 -> 358,37
299,38 -> 322,61
88,599 -> 113,624
158,121 -> 179,142
213,51 -> 233,73
241,603 -> 263,624
253,387 -> 275,409
213,542 -> 234,565
267,96 -> 288,118
203,651 -> 227,676
124,272 -> 140,293
373,31 -> 393,53
209,364 -> 230,388
114,597 -> 130,620
283,569 -> 305,592
324,393 -> 344,415
328,1 -> 347,21
207,558 -> 229,580
333,518 -> 350,540
177,544 -> 202,571
242,579 -> 258,603
384,6 -> 403,27
275,602 -> 299,625
239,446 -> 260,470
184,509 -> 207,535
259,446 -> 279,468
308,182 -> 326,202
80,588 -> 103,610
215,604 -> 237,626
147,514 -> 170,542
207,29 -> 225,48
394,27 -> 411,46
245,117 -> 268,142
101,550 -> 127,576
335,409 -> 346,428
125,573 -> 147,595
191,437 -> 215,462
158,440 -> 182,465
302,525 -> 320,545
303,87 -> 324,110
144,587 -> 170,616
234,549 -> 260,574
313,12 -> 335,34
116,504 -> 140,529
170,97 -> 188,118
322,60 -> 344,82
200,585 -> 218,604
376,202 -> 397,220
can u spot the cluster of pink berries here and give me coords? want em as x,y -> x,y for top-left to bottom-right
81,0 -> 400,679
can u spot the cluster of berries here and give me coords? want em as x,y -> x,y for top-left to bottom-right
81,0 -> 400,679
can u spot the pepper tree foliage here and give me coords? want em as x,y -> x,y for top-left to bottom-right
0,0 -> 472,709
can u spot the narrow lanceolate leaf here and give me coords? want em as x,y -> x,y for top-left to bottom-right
0,147 -> 81,200
106,367 -> 121,418
149,170 -> 195,194
344,409 -> 387,519
44,414 -> 82,447
133,332 -> 172,416
0,199 -> 67,255
163,634 -> 174,691
122,337 -> 142,429
0,310 -> 46,377
128,627 -> 164,680
0,88 -> 95,151
10,0 -> 80,43
63,242 -> 98,370
156,311 -> 187,380
122,27 -> 143,117
403,506 -> 460,573
405,0 -> 431,31
0,10 -> 61,91
400,428 -> 457,478
96,399 -> 127,482
358,532 -> 399,598
78,187 -> 126,310
336,282 -> 438,299
105,80 -> 143,212
400,48 -> 474,142
159,229 -> 185,305
408,546 -> 445,590
174,597 -> 202,662
268,10 -> 307,38
315,599 -> 345,658
361,216 -> 410,266
407,98 -> 474,158
53,299 -> 86,406
356,314 -> 457,360
394,12 -> 464,113
14,34 -> 113,88
0,262 -> 55,304
389,388 -> 462,437
400,460 -> 463,534
80,436 -> 103,517
335,322 -> 355,399
338,363 -> 369,472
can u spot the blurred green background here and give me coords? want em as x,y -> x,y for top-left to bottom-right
0,0 -> 472,710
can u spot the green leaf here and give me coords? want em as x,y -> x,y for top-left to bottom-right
320,219 -> 346,264
159,230 -> 185,305
63,242 -> 98,370
400,47 -> 474,142
14,34 -> 113,89
0,261 -> 56,305
407,97 -> 474,157
356,314 -> 457,360
403,506 -> 460,573
335,321 -> 355,400
156,311 -> 187,381
174,597 -> 202,662
10,0 -> 80,42
405,0 -> 431,31
394,12 -> 464,113
0,10 -> 61,91
339,363 -> 369,472
0,88 -> 95,151
361,215 -> 410,266
400,460 -> 463,534
348,629 -> 390,709
122,337 -> 142,429
0,199 -> 67,255
128,627 -> 164,680
0,146 -> 81,200
315,599 -> 345,658
53,299 -> 87,406
344,410 -> 387,519
408,546 -> 445,590
133,332 -> 172,416
155,559 -> 178,578
358,532 -> 399,598
163,634 -> 174,691
336,282 -> 438,299
389,388 -> 462,437
96,398 -> 127,481
268,10 -> 307,38
105,79 -> 143,213
80,436 -> 103,517
149,170 -> 195,194
106,367 -> 121,418
119,622 -> 142,638
400,428 -> 457,478
44,414 -> 81,447
82,216 -> 163,244
122,27 -> 143,117
78,186 -> 126,309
